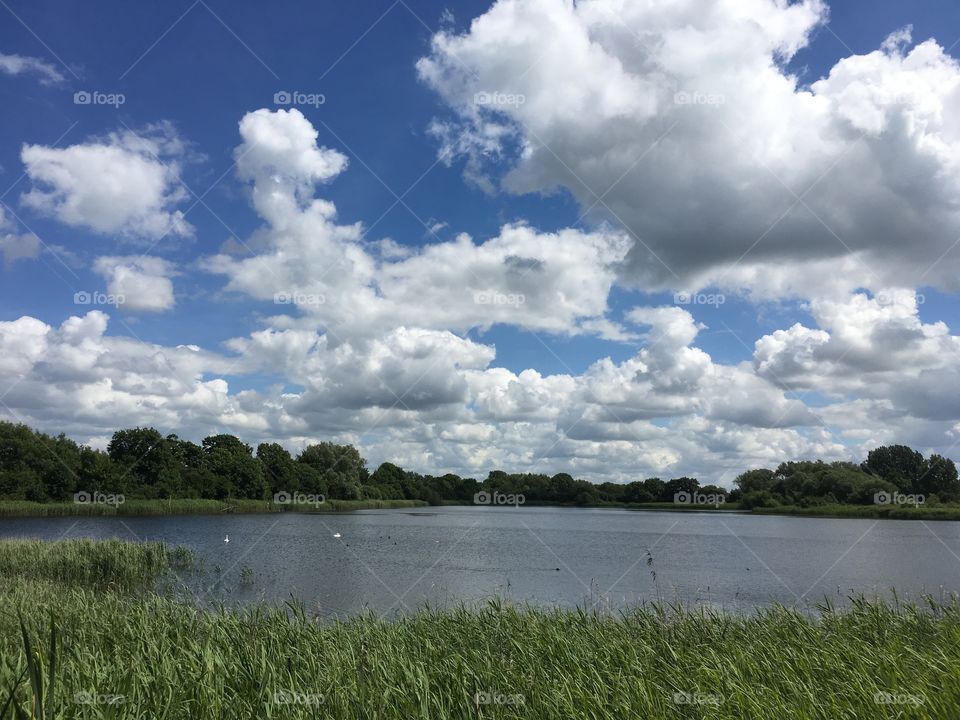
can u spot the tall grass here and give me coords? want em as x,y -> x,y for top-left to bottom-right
0,498 -> 428,518
2,539 -> 958,718
756,503 -> 960,520
0,539 -> 191,591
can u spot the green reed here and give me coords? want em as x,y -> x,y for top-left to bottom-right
1,539 -> 957,719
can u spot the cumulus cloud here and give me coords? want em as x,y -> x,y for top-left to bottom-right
752,290 -> 960,448
5,87 -> 960,482
204,108 -> 631,339
418,0 -> 960,296
0,51 -> 64,84
93,256 -> 176,312
21,124 -> 192,240
0,306 -> 858,483
0,209 -> 40,266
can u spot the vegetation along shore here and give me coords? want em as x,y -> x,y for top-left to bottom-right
1,421 -> 958,519
0,538 -> 957,719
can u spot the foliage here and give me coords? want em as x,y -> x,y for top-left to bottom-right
2,541 -> 960,719
2,422 -> 959,512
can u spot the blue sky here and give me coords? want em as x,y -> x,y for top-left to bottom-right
2,0 -> 960,481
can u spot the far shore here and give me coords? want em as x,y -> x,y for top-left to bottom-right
0,498 -> 428,518
2,498 -> 960,520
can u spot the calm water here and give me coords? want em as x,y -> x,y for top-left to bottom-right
3,506 -> 960,616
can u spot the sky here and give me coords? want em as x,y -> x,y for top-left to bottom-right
1,0 -> 960,485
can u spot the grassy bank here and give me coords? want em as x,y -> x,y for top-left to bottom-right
6,497 -> 960,521
1,540 -> 959,718
753,503 -> 960,520
0,498 -> 428,518
0,538 -> 192,591
454,499 -> 960,520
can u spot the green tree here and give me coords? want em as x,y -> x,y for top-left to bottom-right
547,473 -> 576,502
622,480 -> 654,504
734,469 -> 775,494
257,442 -> 298,494
298,443 -> 366,499
203,434 -> 269,500
862,445 -> 925,492
918,455 -> 960,500
108,427 -> 179,494
664,477 -> 699,501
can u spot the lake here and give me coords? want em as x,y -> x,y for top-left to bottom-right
3,506 -> 959,617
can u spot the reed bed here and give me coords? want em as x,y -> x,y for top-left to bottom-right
0,498 -> 427,517
0,538 -> 191,591
757,503 -> 960,520
1,539 -> 957,718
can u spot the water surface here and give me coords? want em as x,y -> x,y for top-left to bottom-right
3,506 -> 959,616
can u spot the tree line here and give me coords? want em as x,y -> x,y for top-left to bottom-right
0,421 -> 956,507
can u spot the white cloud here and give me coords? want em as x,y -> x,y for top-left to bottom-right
417,0 -> 960,296
204,108 -> 631,340
4,81 -> 960,483
21,124 -> 192,240
234,108 -> 349,225
93,256 -> 176,312
0,208 -> 40,265
0,52 -> 64,84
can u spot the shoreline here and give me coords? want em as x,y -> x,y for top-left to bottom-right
2,498 -> 960,520
2,538 -> 959,718
0,498 -> 429,518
